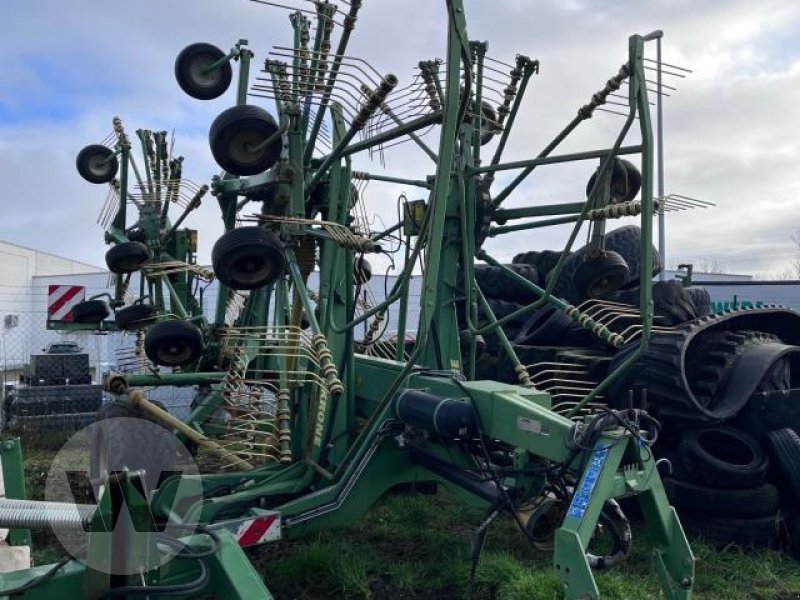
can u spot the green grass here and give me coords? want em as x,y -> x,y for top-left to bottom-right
247,490 -> 800,600
12,435 -> 800,599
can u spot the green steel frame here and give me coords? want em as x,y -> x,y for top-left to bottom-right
3,2 -> 696,599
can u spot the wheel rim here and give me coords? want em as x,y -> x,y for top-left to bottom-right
118,256 -> 146,271
157,340 -> 193,364
228,130 -> 268,168
588,270 -> 626,298
188,53 -> 222,89
231,253 -> 273,285
87,153 -> 113,178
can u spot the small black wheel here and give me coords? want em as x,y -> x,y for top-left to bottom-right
76,144 -> 118,184
174,42 -> 232,100
572,250 -> 630,300
115,304 -> 157,331
105,241 -> 150,274
586,158 -> 642,203
212,226 -> 285,290
209,105 -> 282,176
144,321 -> 204,367
71,300 -> 110,324
354,257 -> 372,284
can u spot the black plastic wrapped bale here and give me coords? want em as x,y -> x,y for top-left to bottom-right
393,390 -> 476,439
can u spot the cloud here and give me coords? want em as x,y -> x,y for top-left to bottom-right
1,0 -> 798,278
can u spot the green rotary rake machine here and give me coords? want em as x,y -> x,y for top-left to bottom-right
0,1 -> 701,598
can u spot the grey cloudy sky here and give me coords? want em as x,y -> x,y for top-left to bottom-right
1,0 -> 798,277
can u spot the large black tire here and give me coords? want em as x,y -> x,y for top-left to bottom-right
680,513 -> 781,547
548,245 -> 589,304
585,158 -> 642,204
737,389 -> 800,439
603,225 -> 663,289
613,280 -> 697,326
686,286 -> 712,317
212,226 -> 285,290
664,478 -> 780,519
571,250 -> 629,300
484,299 -> 529,327
608,308 -> 800,421
90,398 -> 176,494
105,241 -> 150,274
512,250 -> 563,281
473,263 -> 540,303
174,42 -> 232,100
209,104 -> 282,176
76,144 -> 118,184
71,300 -> 110,324
115,304 -> 157,331
765,428 -> 800,500
677,426 -> 768,490
515,306 -> 572,346
513,308 -> 595,349
144,321 -> 203,367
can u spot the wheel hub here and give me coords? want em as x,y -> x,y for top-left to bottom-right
189,54 -> 222,88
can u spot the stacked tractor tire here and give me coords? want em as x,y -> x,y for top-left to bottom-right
466,224 -> 800,557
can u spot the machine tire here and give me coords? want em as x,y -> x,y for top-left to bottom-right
71,300 -> 110,324
144,321 -> 203,367
585,158 -> 642,204
474,263 -> 539,303
76,144 -> 118,184
512,250 -> 563,280
90,398 -> 176,495
613,280 -> 697,326
608,307 -> 800,421
686,286 -> 712,317
603,224 -> 663,288
679,513 -> 780,548
765,428 -> 800,500
174,42 -> 232,100
677,426 -> 768,490
549,245 -> 589,304
737,389 -> 800,439
515,306 -> 571,346
105,241 -> 150,274
664,478 -> 780,519
212,226 -> 285,290
209,104 -> 282,176
571,250 -> 630,300
115,304 -> 157,331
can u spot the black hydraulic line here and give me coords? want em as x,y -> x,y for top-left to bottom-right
407,446 -> 500,504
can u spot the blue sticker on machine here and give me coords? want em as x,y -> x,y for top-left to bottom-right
566,446 -> 610,520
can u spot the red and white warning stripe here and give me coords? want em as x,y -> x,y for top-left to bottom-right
47,285 -> 85,322
212,513 -> 281,547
